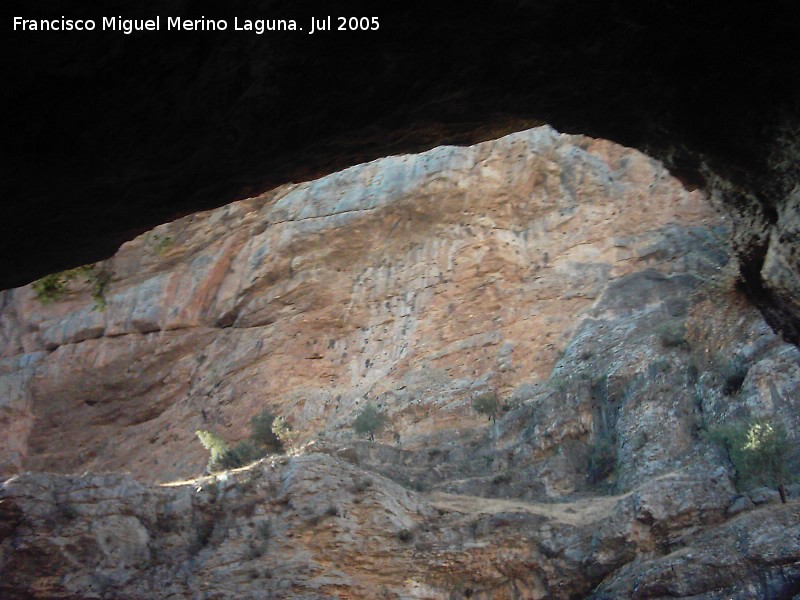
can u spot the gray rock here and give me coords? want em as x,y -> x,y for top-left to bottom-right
749,486 -> 781,505
726,495 -> 754,516
591,502 -> 800,599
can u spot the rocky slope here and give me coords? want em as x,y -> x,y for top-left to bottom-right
1,127 -> 799,598
2,457 -> 798,599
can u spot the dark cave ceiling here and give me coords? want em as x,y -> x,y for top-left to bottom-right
3,0 -> 799,339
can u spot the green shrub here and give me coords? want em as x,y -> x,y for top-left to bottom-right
196,430 -> 230,463
90,270 -> 112,311
32,265 -> 111,311
32,273 -> 70,303
472,392 -> 499,423
353,403 -> 387,441
196,409 -> 285,473
196,430 -> 241,472
706,416 -> 796,501
657,320 -> 687,348
220,440 -> 263,471
148,233 -> 174,256
271,416 -> 295,446
249,410 -> 283,454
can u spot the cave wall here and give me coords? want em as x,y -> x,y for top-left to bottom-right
4,0 -> 799,340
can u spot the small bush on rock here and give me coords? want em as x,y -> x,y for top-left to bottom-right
196,430 -> 231,471
472,392 -> 499,423
352,403 -> 387,441
32,264 -> 111,311
657,320 -> 688,348
32,273 -> 70,303
195,409 -> 285,473
249,410 -> 283,454
706,416 -> 796,502
147,233 -> 175,256
271,416 -> 295,446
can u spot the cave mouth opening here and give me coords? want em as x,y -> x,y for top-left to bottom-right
4,0 -> 797,341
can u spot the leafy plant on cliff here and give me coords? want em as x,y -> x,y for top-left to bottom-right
249,409 -> 283,454
352,403 -> 387,441
32,272 -> 70,303
90,269 -> 112,310
657,320 -> 688,348
472,392 -> 499,424
32,264 -> 111,311
270,415 -> 296,446
195,409 -> 285,473
147,233 -> 175,256
195,430 -> 232,472
706,416 -> 796,502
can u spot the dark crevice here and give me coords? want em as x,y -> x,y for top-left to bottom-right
737,243 -> 799,346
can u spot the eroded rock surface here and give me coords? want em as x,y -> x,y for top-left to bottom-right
1,128 -> 799,598
1,457 -> 798,599
0,127 -> 726,481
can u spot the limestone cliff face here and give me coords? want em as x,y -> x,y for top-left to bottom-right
0,127 -> 722,481
1,128 -> 799,598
